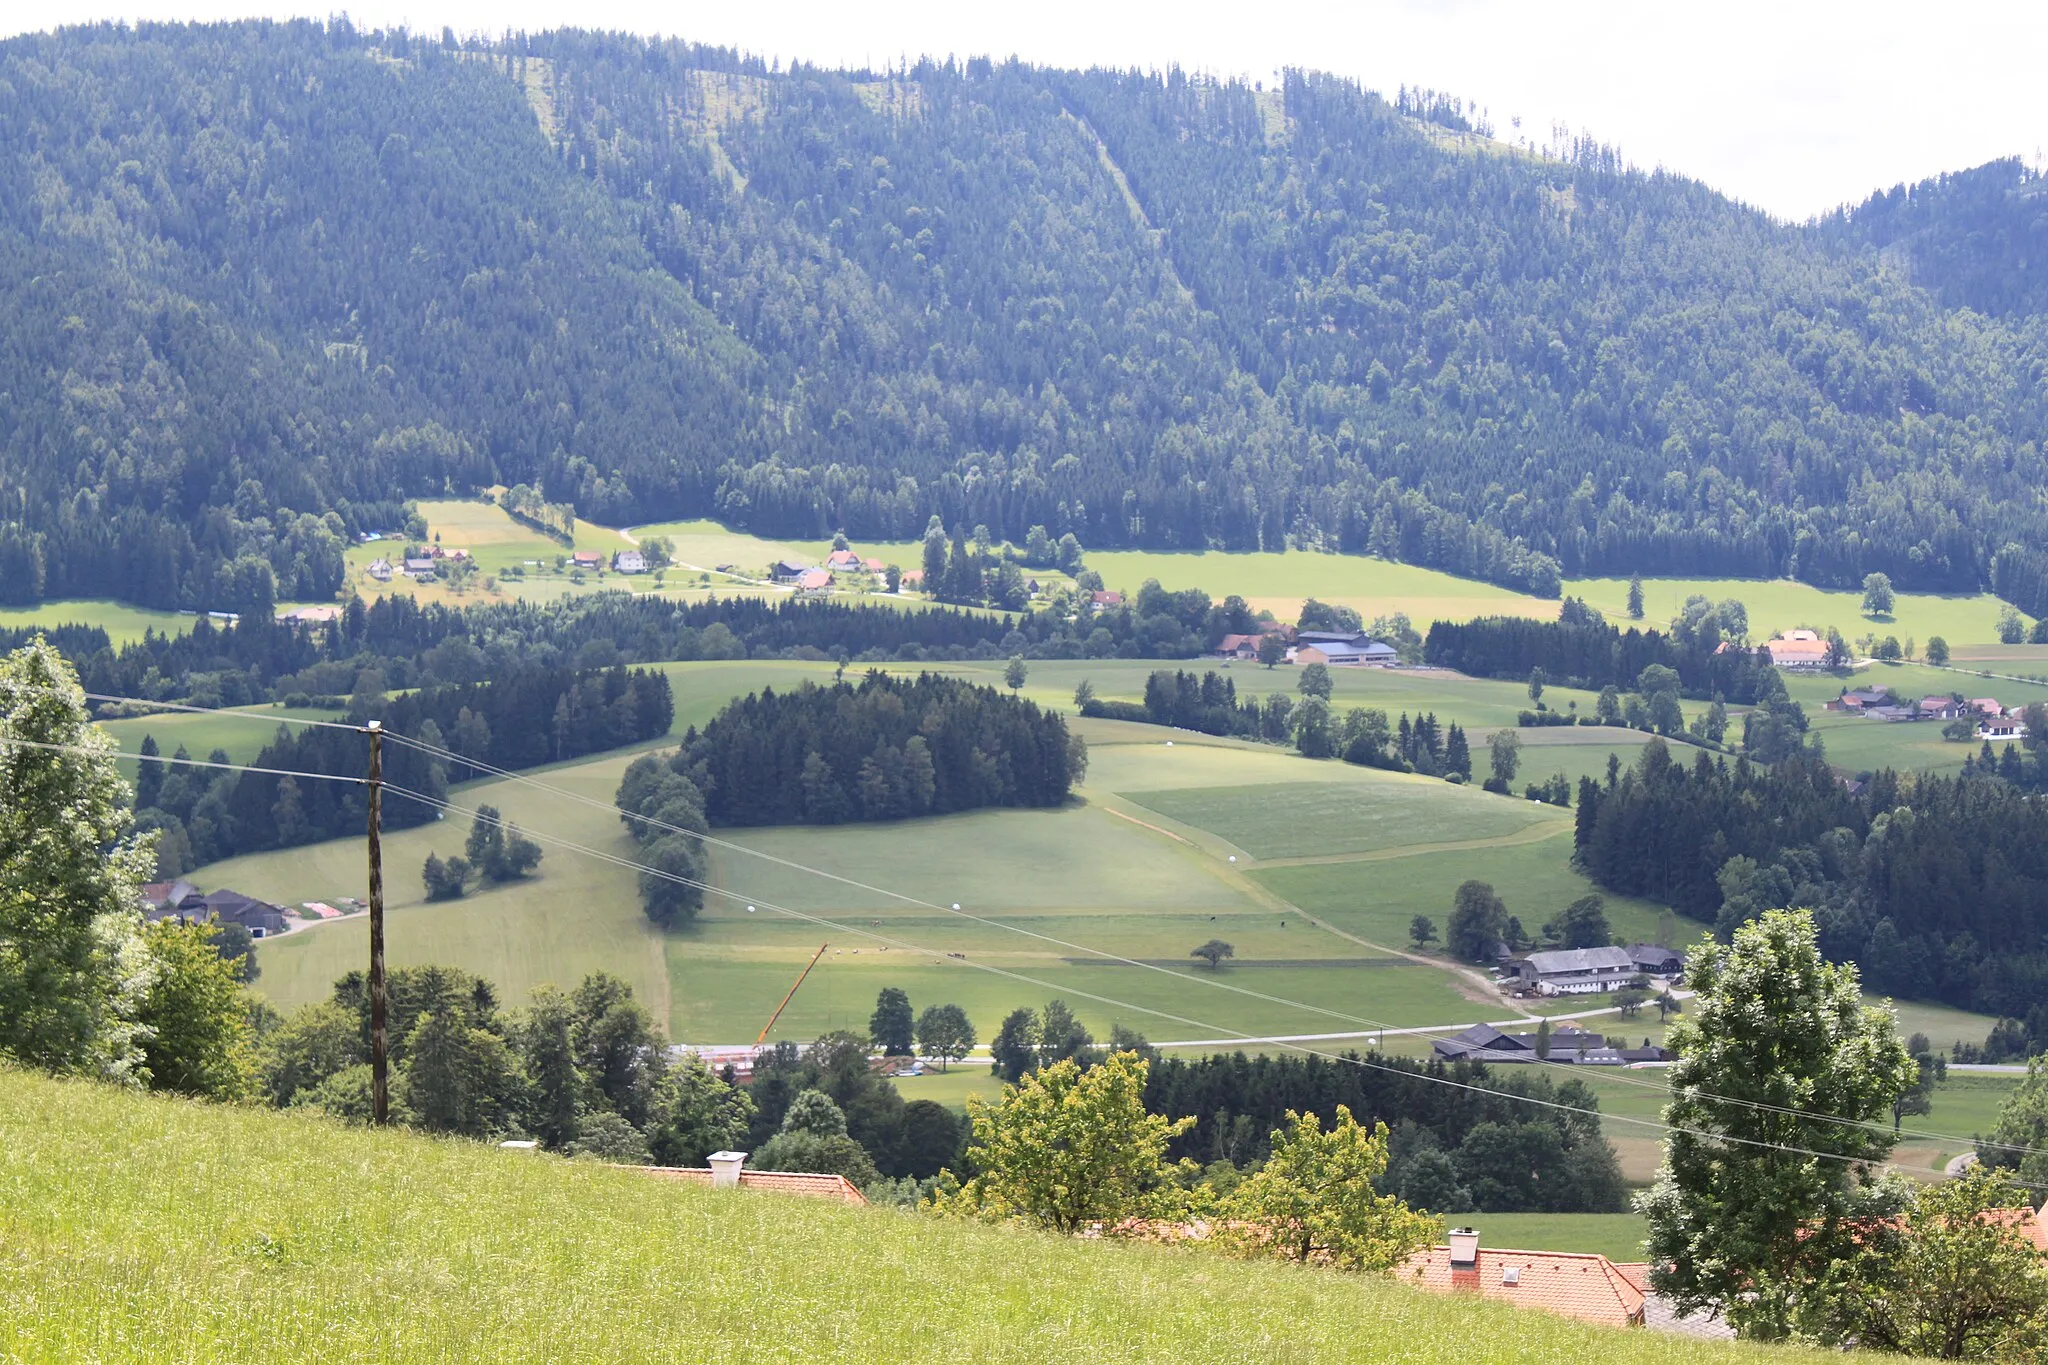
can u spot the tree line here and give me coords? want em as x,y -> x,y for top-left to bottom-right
1573,738 -> 2048,1017
133,661 -> 670,875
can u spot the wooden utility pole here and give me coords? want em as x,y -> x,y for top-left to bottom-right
367,719 -> 389,1125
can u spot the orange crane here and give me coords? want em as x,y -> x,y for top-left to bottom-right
756,942 -> 829,1045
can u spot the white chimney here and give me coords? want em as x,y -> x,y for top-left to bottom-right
707,1150 -> 748,1189
1448,1227 -> 1479,1267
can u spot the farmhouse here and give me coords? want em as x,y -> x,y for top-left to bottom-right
1214,633 -> 1260,660
796,568 -> 833,593
1399,1230 -> 1647,1329
1089,590 -> 1125,611
1763,629 -> 1829,669
825,548 -> 863,571
402,556 -> 436,580
1509,945 -> 1641,995
1917,696 -> 1962,720
1982,714 -> 2029,739
143,886 -> 290,938
1826,685 -> 1890,712
366,558 -> 394,582
1628,944 -> 1683,977
571,551 -> 602,570
612,549 -> 648,574
770,559 -> 810,583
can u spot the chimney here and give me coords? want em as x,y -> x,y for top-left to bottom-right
1448,1227 -> 1479,1267
707,1150 -> 748,1189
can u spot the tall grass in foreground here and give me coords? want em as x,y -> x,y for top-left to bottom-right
0,1070 -> 1830,1363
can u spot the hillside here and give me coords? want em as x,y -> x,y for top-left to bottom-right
0,1068 -> 1832,1362
4,23 -> 2048,614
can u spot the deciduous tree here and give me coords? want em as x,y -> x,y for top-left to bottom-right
1639,908 -> 1916,1341
1219,1107 -> 1439,1269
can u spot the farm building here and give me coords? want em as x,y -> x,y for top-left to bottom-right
1508,945 -> 1642,995
796,569 -> 832,593
366,558 -> 394,582
825,549 -> 863,570
572,551 -> 603,570
770,559 -> 810,583
640,1150 -> 867,1205
1763,629 -> 1829,669
612,550 -> 648,574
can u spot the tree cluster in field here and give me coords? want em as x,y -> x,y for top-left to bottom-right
675,673 -> 1079,827
1427,881 -> 1626,964
1425,600 -> 1793,706
868,987 -> 978,1073
917,521 -> 1080,610
1573,738 -> 2048,1016
130,661 -> 670,876
1144,1050 -> 1628,1215
421,804 -> 544,900
12,28 -> 2048,613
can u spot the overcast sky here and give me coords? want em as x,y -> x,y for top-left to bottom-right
7,0 -> 2043,221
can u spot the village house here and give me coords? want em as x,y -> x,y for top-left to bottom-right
899,569 -> 924,590
1089,590 -> 1125,611
1399,1229 -> 1647,1329
1763,628 -> 1829,669
796,568 -> 833,593
571,551 -> 602,571
1916,696 -> 1962,720
1214,633 -> 1261,660
1431,1023 -> 1668,1066
612,549 -> 648,574
825,548 -> 863,571
428,545 -> 469,561
366,558 -> 394,582
1509,945 -> 1643,995
770,559 -> 810,583
1628,944 -> 1684,977
1826,685 -> 1891,712
1982,713 -> 2029,739
402,556 -> 436,580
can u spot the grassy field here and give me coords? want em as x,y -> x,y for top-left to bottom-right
0,598 -> 196,645
0,1071 -> 1833,1364
101,702 -> 349,766
1084,548 -> 1558,627
1568,575 -> 2020,647
1121,777 -> 1556,862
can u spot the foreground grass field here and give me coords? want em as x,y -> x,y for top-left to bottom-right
0,1071 -> 1831,1365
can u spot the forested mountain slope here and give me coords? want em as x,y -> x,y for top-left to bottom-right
3,21 -> 2046,610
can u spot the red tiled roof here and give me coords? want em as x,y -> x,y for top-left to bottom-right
639,1166 -> 867,1205
1400,1245 -> 1646,1329
796,569 -> 832,591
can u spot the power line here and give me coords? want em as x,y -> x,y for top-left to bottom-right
381,729 -> 2027,1160
381,779 -> 2048,1184
17,681 -> 2035,1161
0,734 -> 367,785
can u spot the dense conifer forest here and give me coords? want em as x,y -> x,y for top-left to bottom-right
5,22 -> 2048,609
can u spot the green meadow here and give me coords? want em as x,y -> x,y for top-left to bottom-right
1569,575 -> 2021,647
0,1070 -> 1833,1365
0,598 -> 196,645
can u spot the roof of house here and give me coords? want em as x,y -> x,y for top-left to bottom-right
826,549 -> 862,568
1766,633 -> 1829,660
1523,946 -> 1637,976
864,557 -> 885,571
1973,698 -> 2005,714
1628,943 -> 1682,967
1090,590 -> 1124,606
1300,640 -> 1397,662
1216,633 -> 1258,653
639,1166 -> 867,1205
900,569 -> 924,584
1432,1023 -> 1532,1061
771,558 -> 809,575
1399,1245 -> 1646,1329
1919,696 -> 1955,711
572,551 -> 602,564
796,569 -> 832,591
1296,630 -> 1369,647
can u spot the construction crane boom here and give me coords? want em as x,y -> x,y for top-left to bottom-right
756,942 -> 829,1045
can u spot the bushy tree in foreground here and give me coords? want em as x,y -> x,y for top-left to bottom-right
1218,1107 -> 1440,1270
0,640 -> 157,1078
932,1052 -> 1192,1232
1639,908 -> 1915,1341
1809,1167 -> 2048,1357
136,917 -> 257,1100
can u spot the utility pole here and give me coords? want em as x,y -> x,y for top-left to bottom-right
367,719 -> 389,1126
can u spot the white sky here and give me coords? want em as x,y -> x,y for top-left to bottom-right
7,0 -> 2044,221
